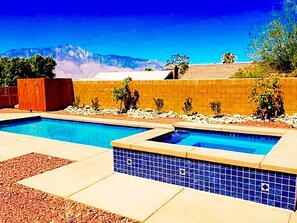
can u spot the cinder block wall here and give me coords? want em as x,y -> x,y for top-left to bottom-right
73,79 -> 297,115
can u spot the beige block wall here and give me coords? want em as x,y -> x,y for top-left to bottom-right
73,79 -> 297,115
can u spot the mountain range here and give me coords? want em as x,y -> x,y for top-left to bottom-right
0,45 -> 164,79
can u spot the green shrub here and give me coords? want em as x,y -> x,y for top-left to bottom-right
73,95 -> 81,108
154,98 -> 164,114
112,77 -> 140,113
91,97 -> 100,110
210,101 -> 222,117
182,97 -> 193,115
231,63 -> 267,78
249,76 -> 285,119
286,69 -> 297,77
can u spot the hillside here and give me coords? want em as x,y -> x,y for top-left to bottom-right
0,45 -> 164,79
181,63 -> 251,79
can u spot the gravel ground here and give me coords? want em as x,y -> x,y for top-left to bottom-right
0,108 -> 295,128
0,153 -> 139,223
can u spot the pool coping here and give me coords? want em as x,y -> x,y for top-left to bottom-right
112,122 -> 297,175
41,113 -> 174,130
0,113 -> 174,130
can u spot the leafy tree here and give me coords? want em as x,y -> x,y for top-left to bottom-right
166,54 -> 190,75
222,52 -> 237,63
0,55 -> 56,86
249,0 -> 297,73
28,54 -> 56,78
145,67 -> 153,71
0,57 -> 10,86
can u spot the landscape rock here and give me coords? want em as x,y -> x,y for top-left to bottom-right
64,106 -> 296,128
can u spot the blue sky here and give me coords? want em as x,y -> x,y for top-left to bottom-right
0,0 -> 280,64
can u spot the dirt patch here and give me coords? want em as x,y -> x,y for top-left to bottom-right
0,153 -> 139,223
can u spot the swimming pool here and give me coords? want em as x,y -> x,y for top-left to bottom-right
0,118 -> 148,148
150,129 -> 280,155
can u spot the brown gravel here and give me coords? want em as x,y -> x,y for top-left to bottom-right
0,153 -> 139,223
231,120 -> 294,129
1,108 -> 295,129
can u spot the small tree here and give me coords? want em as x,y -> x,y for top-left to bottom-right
249,76 -> 285,119
182,97 -> 193,115
154,98 -> 164,114
222,52 -> 237,64
112,77 -> 140,113
166,54 -> 190,75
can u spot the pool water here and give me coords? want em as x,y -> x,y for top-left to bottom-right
0,118 -> 148,148
151,129 -> 280,155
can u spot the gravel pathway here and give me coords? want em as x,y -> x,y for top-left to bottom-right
0,153 -> 139,223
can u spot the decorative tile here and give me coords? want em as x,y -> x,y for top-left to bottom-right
113,148 -> 297,211
261,182 -> 269,193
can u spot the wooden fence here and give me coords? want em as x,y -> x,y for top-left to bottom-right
17,78 -> 73,111
0,86 -> 18,108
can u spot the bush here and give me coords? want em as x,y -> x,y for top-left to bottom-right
231,63 -> 268,78
73,95 -> 81,108
182,97 -> 193,115
91,97 -> 100,110
112,77 -> 140,113
286,69 -> 297,77
249,76 -> 285,119
210,101 -> 222,117
154,98 -> 164,114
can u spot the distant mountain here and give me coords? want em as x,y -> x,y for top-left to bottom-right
0,45 -> 164,79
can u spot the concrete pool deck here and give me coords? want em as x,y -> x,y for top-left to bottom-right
0,113 -> 296,223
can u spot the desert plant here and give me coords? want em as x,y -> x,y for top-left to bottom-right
182,97 -> 193,115
154,98 -> 164,114
249,76 -> 285,119
91,97 -> 100,110
210,101 -> 222,117
73,95 -> 80,108
112,77 -> 140,113
124,89 -> 140,110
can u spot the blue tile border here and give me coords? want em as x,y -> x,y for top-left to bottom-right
113,148 -> 297,211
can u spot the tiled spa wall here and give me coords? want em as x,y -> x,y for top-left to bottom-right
113,148 -> 297,211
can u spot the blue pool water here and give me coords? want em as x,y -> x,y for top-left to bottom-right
0,118 -> 148,148
151,129 -> 280,155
